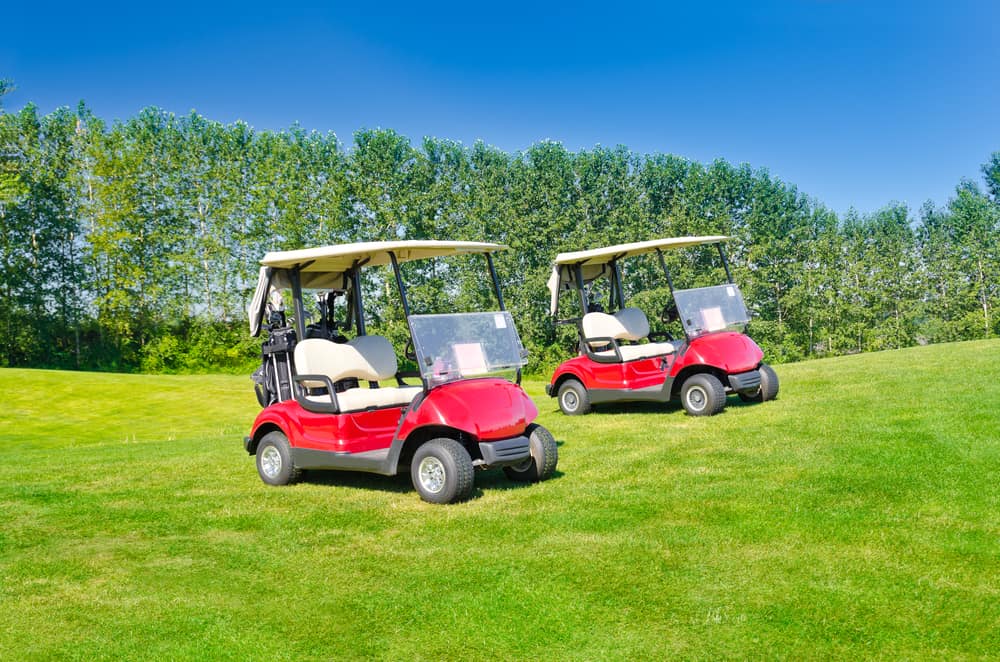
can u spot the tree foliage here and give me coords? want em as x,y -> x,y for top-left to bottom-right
0,102 -> 997,373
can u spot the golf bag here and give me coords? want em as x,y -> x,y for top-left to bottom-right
253,324 -> 296,407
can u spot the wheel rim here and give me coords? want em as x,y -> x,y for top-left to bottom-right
260,445 -> 282,479
562,390 -> 578,411
686,386 -> 707,411
511,456 -> 534,472
418,456 -> 446,494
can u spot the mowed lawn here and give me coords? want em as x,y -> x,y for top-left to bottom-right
1,340 -> 998,660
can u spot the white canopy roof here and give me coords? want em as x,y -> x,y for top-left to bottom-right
552,235 -> 728,267
249,240 -> 506,336
547,235 -> 729,316
261,240 -> 506,272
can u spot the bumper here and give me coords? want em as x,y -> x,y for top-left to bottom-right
243,436 -> 254,454
478,435 -> 530,467
728,369 -> 762,393
544,384 -> 552,396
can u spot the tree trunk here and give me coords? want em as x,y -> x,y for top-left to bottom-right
978,256 -> 990,337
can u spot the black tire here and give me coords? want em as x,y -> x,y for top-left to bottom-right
411,438 -> 474,504
557,379 -> 591,416
504,424 -> 559,483
739,363 -> 780,403
254,382 -> 272,408
758,363 -> 779,401
255,431 -> 302,486
680,373 -> 726,416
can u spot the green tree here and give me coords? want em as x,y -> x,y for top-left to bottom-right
982,152 -> 1000,202
0,79 -> 13,109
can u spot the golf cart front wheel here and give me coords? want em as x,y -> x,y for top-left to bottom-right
411,438 -> 474,504
681,374 -> 726,416
504,424 -> 558,483
739,363 -> 780,403
255,431 -> 302,486
557,379 -> 591,416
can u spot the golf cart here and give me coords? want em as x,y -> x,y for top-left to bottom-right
545,236 -> 778,416
244,240 -> 557,504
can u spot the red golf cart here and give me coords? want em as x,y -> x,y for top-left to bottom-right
244,240 -> 557,503
545,236 -> 778,416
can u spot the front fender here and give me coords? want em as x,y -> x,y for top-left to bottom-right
397,378 -> 538,442
682,332 -> 763,374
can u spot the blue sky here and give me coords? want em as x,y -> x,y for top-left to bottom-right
3,1 -> 998,215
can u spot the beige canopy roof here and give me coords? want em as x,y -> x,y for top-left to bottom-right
552,236 -> 728,267
249,240 -> 507,336
548,236 -> 729,315
261,240 -> 506,272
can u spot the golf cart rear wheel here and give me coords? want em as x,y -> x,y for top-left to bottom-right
255,431 -> 302,486
504,424 -> 558,483
739,363 -> 780,403
411,438 -> 474,504
681,374 -> 726,416
557,379 -> 591,416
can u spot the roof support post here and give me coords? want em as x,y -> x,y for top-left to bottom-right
388,252 -> 411,318
349,268 -> 366,335
486,253 -> 506,311
656,249 -> 676,296
290,267 -> 306,340
574,264 -> 588,315
610,259 -> 626,311
717,243 -> 734,284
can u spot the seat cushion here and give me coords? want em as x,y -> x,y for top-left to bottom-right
308,385 -> 421,412
338,385 -> 421,411
621,341 -> 675,361
595,341 -> 676,362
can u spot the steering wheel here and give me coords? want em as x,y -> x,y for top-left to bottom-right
660,303 -> 678,325
653,304 -> 678,341
404,338 -> 417,362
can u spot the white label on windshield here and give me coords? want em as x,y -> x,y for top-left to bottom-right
726,286 -> 736,297
494,314 -> 507,329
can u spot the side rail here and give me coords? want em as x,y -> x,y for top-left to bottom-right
579,336 -> 624,364
293,374 -> 340,414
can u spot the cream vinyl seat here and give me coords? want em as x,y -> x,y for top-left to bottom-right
581,307 -> 676,362
294,336 -> 420,412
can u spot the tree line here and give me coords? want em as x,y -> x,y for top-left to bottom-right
1,98 -> 998,373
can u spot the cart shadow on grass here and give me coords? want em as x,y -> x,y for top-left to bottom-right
547,396 -> 766,417
294,439 -> 566,501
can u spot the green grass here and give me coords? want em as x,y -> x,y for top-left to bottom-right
1,340 -> 999,660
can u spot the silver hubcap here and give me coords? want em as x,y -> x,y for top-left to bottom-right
260,445 -> 282,478
687,386 -> 707,411
562,390 -> 578,411
418,456 -> 446,493
511,455 -> 534,472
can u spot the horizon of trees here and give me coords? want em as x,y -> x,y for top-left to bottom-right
1,96 -> 998,374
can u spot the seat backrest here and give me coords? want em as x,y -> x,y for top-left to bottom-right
613,307 -> 650,341
346,335 -> 398,379
581,312 -> 629,348
582,307 -> 651,348
294,336 -> 398,387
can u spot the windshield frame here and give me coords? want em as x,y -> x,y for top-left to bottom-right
672,284 -> 750,339
408,311 -> 528,387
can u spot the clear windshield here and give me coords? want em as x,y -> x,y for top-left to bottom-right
409,312 -> 527,384
673,284 -> 750,338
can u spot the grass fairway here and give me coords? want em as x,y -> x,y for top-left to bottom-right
1,340 -> 998,659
